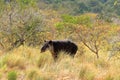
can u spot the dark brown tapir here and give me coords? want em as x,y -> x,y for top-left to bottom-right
41,40 -> 78,60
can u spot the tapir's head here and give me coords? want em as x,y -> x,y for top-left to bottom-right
41,40 -> 53,53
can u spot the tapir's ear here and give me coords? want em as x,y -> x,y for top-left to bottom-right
49,40 -> 52,44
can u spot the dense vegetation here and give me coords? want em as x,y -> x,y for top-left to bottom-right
39,0 -> 120,18
0,0 -> 120,80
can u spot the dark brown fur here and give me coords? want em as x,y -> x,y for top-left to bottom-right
41,40 -> 78,60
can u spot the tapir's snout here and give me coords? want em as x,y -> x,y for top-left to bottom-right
40,50 -> 44,53
40,47 -> 45,53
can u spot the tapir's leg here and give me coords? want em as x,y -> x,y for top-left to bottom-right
51,52 -> 58,61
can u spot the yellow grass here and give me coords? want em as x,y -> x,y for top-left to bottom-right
0,45 -> 120,80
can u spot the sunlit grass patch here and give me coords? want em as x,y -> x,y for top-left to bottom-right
0,45 -> 120,80
78,66 -> 95,80
27,69 -> 38,80
57,52 -> 73,61
26,68 -> 54,80
36,51 -> 54,68
5,54 -> 26,69
104,74 -> 114,80
79,67 -> 87,79
94,58 -> 109,69
0,73 -> 2,79
37,52 -> 76,72
12,45 -> 40,58
0,55 -> 7,68
114,75 -> 120,80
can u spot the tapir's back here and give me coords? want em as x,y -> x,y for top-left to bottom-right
52,40 -> 78,55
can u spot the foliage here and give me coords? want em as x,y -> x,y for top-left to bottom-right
55,14 -> 93,40
55,14 -> 109,58
107,28 -> 120,60
40,0 -> 120,20
0,0 -> 5,14
61,14 -> 77,24
0,1 -> 46,50
76,25 -> 109,58
7,71 -> 17,80
76,14 -> 93,27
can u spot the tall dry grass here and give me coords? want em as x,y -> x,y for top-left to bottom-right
0,45 -> 120,80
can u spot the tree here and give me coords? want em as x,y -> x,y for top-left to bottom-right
55,14 -> 110,58
0,0 -> 46,50
107,28 -> 120,60
77,2 -> 89,14
76,25 -> 109,58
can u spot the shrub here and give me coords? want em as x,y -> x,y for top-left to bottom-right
7,71 -> 17,80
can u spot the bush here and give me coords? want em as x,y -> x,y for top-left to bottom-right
7,71 -> 17,80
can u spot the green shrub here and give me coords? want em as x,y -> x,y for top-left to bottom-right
7,71 -> 17,80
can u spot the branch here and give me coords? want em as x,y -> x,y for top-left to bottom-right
82,41 -> 97,54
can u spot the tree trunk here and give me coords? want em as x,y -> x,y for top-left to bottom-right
96,52 -> 99,58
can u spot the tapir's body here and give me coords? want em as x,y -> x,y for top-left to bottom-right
41,40 -> 78,60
